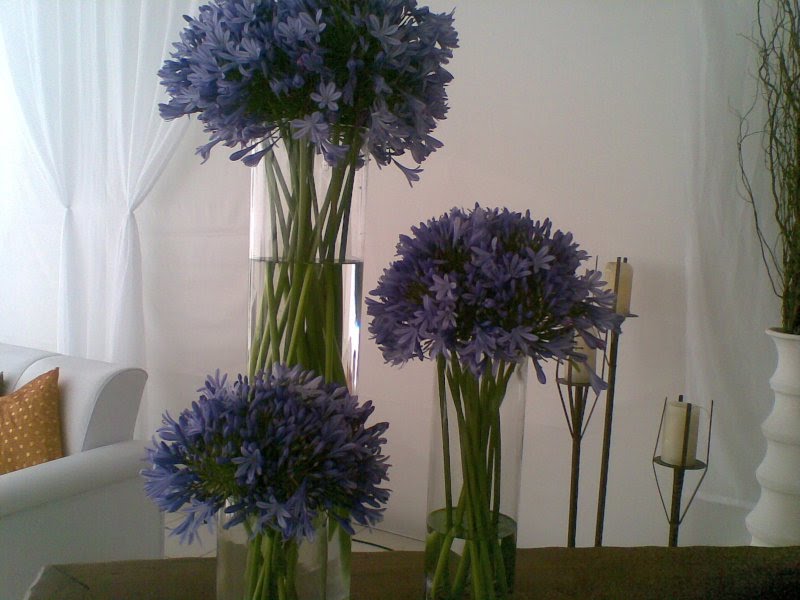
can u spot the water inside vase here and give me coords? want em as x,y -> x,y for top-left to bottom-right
248,258 -> 363,390
425,508 -> 517,600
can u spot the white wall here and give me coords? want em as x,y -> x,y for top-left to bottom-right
356,0 -> 698,547
2,1 -> 775,548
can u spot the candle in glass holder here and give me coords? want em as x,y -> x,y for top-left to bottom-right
661,400 -> 700,466
567,335 -> 596,385
603,258 -> 633,315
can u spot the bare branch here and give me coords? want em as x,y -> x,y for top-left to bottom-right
739,0 -> 800,333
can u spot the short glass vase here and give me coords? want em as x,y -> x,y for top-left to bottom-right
217,506 -> 351,600
425,356 -> 528,600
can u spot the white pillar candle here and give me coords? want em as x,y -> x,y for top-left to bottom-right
567,335 -> 596,385
661,401 -> 700,466
603,259 -> 633,315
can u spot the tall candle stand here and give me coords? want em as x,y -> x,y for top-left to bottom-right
652,396 -> 713,547
556,362 -> 602,548
594,256 -> 636,547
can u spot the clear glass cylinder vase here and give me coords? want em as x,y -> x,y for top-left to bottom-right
425,356 -> 528,600
217,505 -> 351,600
248,136 -> 367,389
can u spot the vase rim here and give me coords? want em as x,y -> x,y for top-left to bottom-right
765,327 -> 800,340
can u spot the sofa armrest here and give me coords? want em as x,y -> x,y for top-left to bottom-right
0,439 -> 150,519
15,355 -> 147,454
0,342 -> 56,391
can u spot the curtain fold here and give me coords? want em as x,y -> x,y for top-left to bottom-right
101,0 -> 195,365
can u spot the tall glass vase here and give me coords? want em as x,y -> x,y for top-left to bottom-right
248,135 -> 367,389
243,135 -> 366,598
217,503 -> 351,600
425,356 -> 528,600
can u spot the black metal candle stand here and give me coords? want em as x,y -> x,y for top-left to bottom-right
556,256 -> 638,548
555,366 -> 601,548
594,256 -> 637,547
652,396 -> 713,547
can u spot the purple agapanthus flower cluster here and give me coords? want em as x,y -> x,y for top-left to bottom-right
366,205 -> 623,387
159,0 -> 458,182
141,364 -> 390,544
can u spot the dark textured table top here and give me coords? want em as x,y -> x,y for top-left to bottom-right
26,546 -> 800,599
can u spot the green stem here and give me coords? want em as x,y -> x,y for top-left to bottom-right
285,263 -> 315,365
468,539 -> 488,599
265,155 -> 288,254
250,269 -> 270,380
451,539 -> 471,598
337,522 -> 352,597
493,536 -> 509,598
296,141 -> 312,258
437,355 -> 454,528
324,267 -> 338,382
265,263 -> 282,365
429,530 -> 453,597
336,163 -> 358,260
257,531 -> 274,600
286,541 -> 299,600
318,516 -> 329,600
245,530 -> 261,599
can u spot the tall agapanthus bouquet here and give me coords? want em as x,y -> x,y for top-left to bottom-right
142,364 -> 390,600
159,0 -> 457,177
367,205 -> 622,599
159,0 -> 458,384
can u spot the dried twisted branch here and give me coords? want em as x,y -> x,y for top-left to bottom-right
739,0 -> 800,334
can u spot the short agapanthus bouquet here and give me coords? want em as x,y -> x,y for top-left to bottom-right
367,204 -> 622,386
367,205 -> 621,599
142,364 -> 390,599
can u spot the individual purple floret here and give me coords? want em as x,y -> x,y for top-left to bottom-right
158,0 -> 458,183
142,364 -> 390,544
366,205 -> 623,389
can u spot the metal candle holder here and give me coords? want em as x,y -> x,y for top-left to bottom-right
555,363 -> 602,548
652,396 -> 713,547
594,256 -> 636,547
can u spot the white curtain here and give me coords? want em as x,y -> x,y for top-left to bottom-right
0,0 -> 197,364
683,0 -> 782,539
0,25 -> 59,352
0,1 -> 90,356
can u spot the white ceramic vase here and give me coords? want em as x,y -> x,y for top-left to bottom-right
745,328 -> 800,546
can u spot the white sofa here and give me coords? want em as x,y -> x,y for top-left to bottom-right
0,343 -> 163,600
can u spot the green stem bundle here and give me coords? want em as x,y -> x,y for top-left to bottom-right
234,516 -> 350,600
248,133 -> 363,384
426,355 -> 519,600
